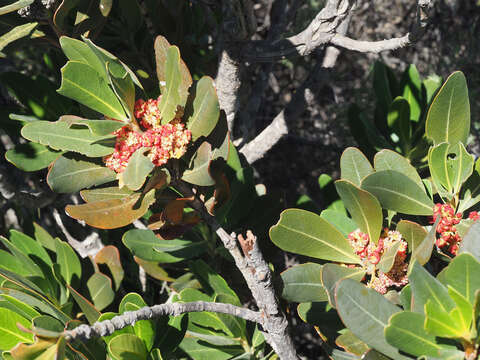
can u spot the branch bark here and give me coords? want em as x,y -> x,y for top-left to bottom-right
243,0 -> 432,61
64,301 -> 262,342
177,181 -> 298,359
215,0 -> 256,133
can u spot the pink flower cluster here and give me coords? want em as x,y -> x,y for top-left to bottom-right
104,98 -> 191,173
348,229 -> 408,294
431,203 -> 462,255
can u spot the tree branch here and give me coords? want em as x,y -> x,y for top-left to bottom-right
215,0 -> 256,133
243,0 -> 433,61
64,301 -> 262,342
177,181 -> 298,359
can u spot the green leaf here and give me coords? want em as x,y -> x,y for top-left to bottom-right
87,273 -> 114,311
335,279 -> 407,359
118,293 -> 155,351
108,334 -> 148,360
105,69 -> 134,122
0,250 -> 30,276
65,190 -> 156,229
158,47 -> 181,124
178,289 -> 231,336
154,36 -> 191,105
9,230 -> 52,268
185,77 -> 220,141
0,22 -> 38,54
122,229 -> 205,263
47,155 -> 116,193
121,148 -> 154,191
424,299 -> 466,338
443,253 -> 480,305
66,284 -> 101,325
0,237 -> 43,278
58,61 -> 127,121
80,187 -> 133,202
459,159 -> 480,213
189,260 -> 238,300
59,36 -> 108,82
280,263 -> 327,303
55,238 -> 81,286
98,312 -> 134,343
410,218 -> 437,265
0,0 -> 34,15
320,209 -> 357,238
385,311 -> 442,357
269,209 -> 360,264
321,263 -> 365,307
0,308 -> 34,349
182,134 -> 229,186
5,143 -> 62,172
178,337 -> 241,360
408,261 -> 456,314
340,147 -> 373,186
396,220 -> 427,254
387,97 -> 411,151
0,294 -> 41,322
373,150 -> 423,188
459,221 -> 480,262
426,71 -> 470,145
33,222 -> 55,251
423,74 -> 442,105
428,142 -> 474,195
335,180 -> 383,244
400,64 -> 422,122
361,170 -> 433,215
59,115 -> 124,135
377,241 -> 401,273
372,61 -> 393,120
21,121 -> 115,157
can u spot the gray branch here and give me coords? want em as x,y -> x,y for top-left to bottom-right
239,14 -> 350,164
215,0 -> 256,133
64,301 -> 261,342
177,182 -> 298,359
243,0 -> 432,61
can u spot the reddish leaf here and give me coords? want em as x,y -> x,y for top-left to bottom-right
162,197 -> 193,225
10,337 -> 57,359
94,246 -> 124,291
65,190 -> 155,229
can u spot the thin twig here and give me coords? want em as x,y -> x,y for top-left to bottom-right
177,181 -> 298,360
64,301 -> 262,342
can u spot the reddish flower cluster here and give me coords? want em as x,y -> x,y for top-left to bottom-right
104,98 -> 191,173
469,211 -> 480,221
347,228 -> 408,294
431,203 -> 462,255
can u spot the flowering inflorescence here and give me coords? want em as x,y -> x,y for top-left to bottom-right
431,203 -> 462,255
104,97 -> 191,173
347,228 -> 408,294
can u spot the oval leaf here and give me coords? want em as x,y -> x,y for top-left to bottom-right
280,263 -> 327,303
65,190 -> 155,229
426,71 -> 470,145
374,150 -> 423,188
361,170 -> 433,215
21,121 -> 115,157
6,143 -> 62,172
340,147 -> 373,186
47,155 -> 116,193
270,209 -> 360,264
186,76 -> 220,141
335,180 -> 383,244
335,279 -> 407,359
58,61 -> 127,121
